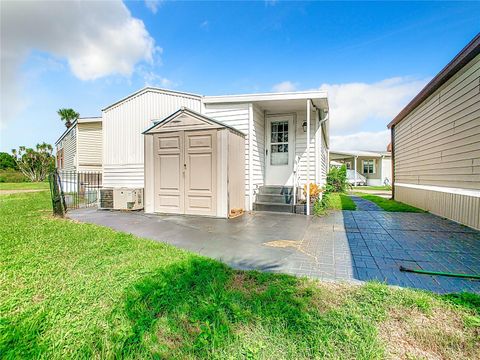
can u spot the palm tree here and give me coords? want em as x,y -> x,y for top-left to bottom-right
57,108 -> 80,128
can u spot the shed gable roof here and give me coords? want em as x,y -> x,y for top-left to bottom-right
143,107 -> 245,136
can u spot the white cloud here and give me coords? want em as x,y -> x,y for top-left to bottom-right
141,70 -> 175,88
0,0 -> 157,127
319,77 -> 428,135
200,20 -> 209,29
272,81 -> 297,92
331,130 -> 391,152
145,0 -> 162,14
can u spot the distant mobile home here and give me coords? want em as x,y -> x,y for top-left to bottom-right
388,34 -> 480,229
329,150 -> 392,186
61,88 -> 330,216
55,117 -> 102,173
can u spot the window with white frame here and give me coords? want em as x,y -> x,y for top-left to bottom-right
362,159 -> 375,174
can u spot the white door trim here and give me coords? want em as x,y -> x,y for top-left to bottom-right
265,113 -> 296,186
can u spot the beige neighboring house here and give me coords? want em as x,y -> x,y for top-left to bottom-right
329,150 -> 392,186
388,34 -> 480,230
55,117 -> 103,173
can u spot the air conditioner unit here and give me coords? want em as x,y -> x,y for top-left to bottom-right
99,189 -> 114,209
113,188 -> 144,210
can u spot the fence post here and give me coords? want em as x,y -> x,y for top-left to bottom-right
49,170 -> 66,217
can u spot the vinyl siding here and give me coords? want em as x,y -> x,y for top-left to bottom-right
393,53 -> 480,229
77,121 -> 102,172
293,111 -> 316,185
56,126 -> 77,172
102,89 -> 201,187
204,103 -> 250,207
394,54 -> 480,190
252,104 -> 265,190
319,126 -> 328,186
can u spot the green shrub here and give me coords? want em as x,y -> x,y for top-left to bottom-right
0,169 -> 29,183
326,165 -> 350,193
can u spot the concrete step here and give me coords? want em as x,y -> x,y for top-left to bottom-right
253,202 -> 293,213
258,186 -> 296,195
256,193 -> 294,204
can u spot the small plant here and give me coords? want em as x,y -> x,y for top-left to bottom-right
303,183 -> 323,203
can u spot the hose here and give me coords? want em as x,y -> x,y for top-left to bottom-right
399,266 -> 480,280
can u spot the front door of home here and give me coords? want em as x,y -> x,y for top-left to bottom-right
154,130 -> 216,216
265,115 -> 294,185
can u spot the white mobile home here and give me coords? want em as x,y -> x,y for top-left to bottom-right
101,87 -> 329,216
388,34 -> 480,230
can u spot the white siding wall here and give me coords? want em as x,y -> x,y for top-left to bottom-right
293,111 -> 317,185
77,121 -> 102,172
102,89 -> 201,187
319,124 -> 328,186
204,103 -> 251,208
252,104 -> 265,191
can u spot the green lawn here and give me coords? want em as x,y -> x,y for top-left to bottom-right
0,181 -> 49,191
352,186 -> 391,191
355,194 -> 425,212
324,192 -> 357,210
1,192 -> 478,359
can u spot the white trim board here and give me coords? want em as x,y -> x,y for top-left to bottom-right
395,183 -> 480,198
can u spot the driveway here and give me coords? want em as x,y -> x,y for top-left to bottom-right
69,204 -> 480,294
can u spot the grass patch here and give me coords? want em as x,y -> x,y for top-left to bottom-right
324,192 -> 356,211
0,181 -> 49,191
1,192 -> 478,359
355,194 -> 425,212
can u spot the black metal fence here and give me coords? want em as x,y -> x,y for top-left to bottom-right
49,170 -> 102,215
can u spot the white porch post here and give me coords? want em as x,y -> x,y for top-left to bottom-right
306,99 -> 311,215
315,109 -> 320,186
354,156 -> 358,186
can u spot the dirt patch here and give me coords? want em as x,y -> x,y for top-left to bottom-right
0,189 -> 46,195
300,280 -> 356,313
380,306 -> 479,360
263,239 -> 302,249
229,272 -> 267,294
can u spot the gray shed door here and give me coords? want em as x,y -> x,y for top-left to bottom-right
154,130 -> 217,216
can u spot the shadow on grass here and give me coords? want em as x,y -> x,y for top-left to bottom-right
119,257 -> 383,359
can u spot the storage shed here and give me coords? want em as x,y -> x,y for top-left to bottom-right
143,107 -> 246,218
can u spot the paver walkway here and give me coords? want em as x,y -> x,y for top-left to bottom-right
70,202 -> 480,294
349,195 -> 384,211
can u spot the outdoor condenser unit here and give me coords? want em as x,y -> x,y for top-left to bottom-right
113,188 -> 144,210
99,189 -> 114,209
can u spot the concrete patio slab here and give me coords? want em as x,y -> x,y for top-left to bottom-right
69,206 -> 480,294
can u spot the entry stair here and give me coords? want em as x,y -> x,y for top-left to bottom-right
253,186 -> 300,213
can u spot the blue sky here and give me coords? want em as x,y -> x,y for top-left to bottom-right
1,1 -> 479,152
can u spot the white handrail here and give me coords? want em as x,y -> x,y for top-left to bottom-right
292,155 -> 300,212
